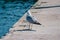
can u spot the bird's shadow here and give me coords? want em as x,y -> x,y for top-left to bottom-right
14,29 -> 36,32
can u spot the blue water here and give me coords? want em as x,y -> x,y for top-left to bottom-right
0,0 -> 38,38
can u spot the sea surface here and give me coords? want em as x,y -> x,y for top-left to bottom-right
0,0 -> 37,38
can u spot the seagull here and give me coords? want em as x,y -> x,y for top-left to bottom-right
26,10 -> 41,29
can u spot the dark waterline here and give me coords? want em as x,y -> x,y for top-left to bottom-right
33,5 -> 60,9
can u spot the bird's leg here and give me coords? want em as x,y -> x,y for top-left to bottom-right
28,23 -> 30,30
28,23 -> 32,30
30,23 -> 32,30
